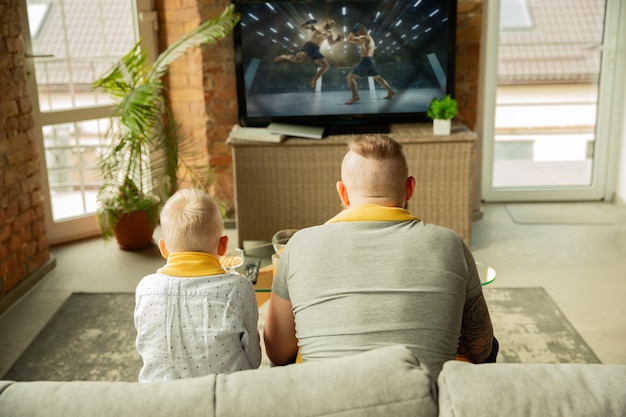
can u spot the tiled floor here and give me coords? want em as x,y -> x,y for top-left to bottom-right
1,202 -> 625,378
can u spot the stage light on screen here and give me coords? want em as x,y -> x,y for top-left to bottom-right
429,9 -> 439,17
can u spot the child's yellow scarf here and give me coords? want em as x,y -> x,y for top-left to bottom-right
157,252 -> 226,277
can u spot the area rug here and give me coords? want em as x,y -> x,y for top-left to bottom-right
3,293 -> 141,382
5,288 -> 599,381
506,202 -> 617,225
483,287 -> 600,364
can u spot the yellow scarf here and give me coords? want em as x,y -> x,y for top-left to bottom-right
157,252 -> 226,277
325,204 -> 419,224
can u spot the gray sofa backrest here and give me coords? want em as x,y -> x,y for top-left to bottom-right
2,345 -> 626,417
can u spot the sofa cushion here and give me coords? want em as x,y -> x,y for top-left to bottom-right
0,376 -> 217,417
215,344 -> 438,417
0,345 -> 435,417
438,360 -> 626,417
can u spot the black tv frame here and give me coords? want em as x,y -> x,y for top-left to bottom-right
233,0 -> 457,133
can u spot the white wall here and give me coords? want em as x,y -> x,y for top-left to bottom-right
611,0 -> 626,205
616,105 -> 626,205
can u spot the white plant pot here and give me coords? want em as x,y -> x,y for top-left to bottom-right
433,119 -> 451,135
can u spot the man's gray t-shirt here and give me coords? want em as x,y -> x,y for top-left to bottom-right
272,219 -> 482,376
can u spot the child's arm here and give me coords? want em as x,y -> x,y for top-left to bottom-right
241,284 -> 262,369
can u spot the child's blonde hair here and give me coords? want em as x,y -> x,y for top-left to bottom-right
159,189 -> 223,254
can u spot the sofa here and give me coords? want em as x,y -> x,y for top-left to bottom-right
1,345 -> 624,417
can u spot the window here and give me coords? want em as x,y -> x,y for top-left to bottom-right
500,0 -> 533,30
27,2 -> 51,37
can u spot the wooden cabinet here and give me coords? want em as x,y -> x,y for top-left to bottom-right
229,122 -> 476,246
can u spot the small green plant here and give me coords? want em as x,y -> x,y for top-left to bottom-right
426,94 -> 458,120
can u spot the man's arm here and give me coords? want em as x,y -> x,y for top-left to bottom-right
263,292 -> 299,365
300,20 -> 317,30
327,32 -> 343,46
346,32 -> 365,45
457,292 -> 495,363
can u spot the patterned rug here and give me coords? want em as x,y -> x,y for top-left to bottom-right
4,288 -> 599,381
483,287 -> 600,363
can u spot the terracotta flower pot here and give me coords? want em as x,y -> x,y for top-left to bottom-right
113,210 -> 155,250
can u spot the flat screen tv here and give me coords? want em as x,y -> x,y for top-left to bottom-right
233,0 -> 457,132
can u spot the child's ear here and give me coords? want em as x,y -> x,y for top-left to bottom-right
157,239 -> 169,259
217,235 -> 229,256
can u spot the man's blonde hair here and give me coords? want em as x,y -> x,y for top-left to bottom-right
159,188 -> 223,254
348,134 -> 407,164
343,134 -> 409,204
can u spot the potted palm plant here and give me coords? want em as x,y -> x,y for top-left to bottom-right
426,94 -> 458,135
94,5 -> 239,249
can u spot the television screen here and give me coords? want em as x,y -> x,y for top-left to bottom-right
233,0 -> 456,131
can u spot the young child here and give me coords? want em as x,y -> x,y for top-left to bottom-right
134,188 -> 261,382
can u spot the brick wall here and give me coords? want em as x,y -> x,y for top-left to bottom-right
0,0 -> 51,314
456,0 -> 483,131
157,0 -> 483,212
156,0 -> 240,214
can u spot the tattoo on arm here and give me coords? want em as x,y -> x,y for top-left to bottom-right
458,292 -> 494,363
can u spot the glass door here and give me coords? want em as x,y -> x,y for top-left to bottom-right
22,0 -> 158,244
481,0 -> 623,201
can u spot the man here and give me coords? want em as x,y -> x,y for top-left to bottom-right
345,23 -> 395,104
264,134 -> 497,377
273,18 -> 343,89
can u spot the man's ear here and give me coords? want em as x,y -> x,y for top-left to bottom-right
217,235 -> 229,256
405,176 -> 416,202
157,239 -> 169,259
336,181 -> 350,207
